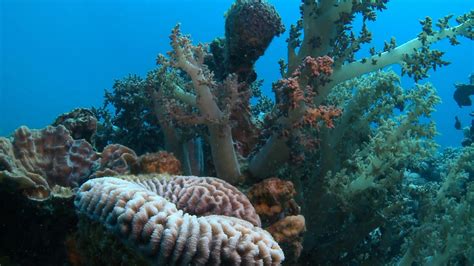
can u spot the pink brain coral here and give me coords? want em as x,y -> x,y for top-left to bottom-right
126,174 -> 261,226
75,177 -> 284,265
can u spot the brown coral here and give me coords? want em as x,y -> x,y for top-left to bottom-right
247,177 -> 300,224
93,144 -> 138,178
0,126 -> 98,200
52,108 -> 97,143
266,215 -> 306,263
133,151 -> 182,175
75,177 -> 284,265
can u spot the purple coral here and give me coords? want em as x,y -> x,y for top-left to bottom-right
0,126 -> 98,200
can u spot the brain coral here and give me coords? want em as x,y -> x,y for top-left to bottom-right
126,174 -> 261,226
75,177 -> 284,265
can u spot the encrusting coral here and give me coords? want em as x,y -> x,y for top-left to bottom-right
75,176 -> 284,265
247,177 -> 305,263
131,151 -> 182,175
266,215 -> 305,263
247,177 -> 300,225
0,125 -> 98,200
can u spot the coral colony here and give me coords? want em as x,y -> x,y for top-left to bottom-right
0,0 -> 473,265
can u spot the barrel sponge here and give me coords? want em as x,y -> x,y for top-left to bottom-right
126,174 -> 261,226
75,177 -> 284,265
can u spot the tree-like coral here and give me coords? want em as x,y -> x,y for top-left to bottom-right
93,75 -> 164,155
398,145 -> 474,265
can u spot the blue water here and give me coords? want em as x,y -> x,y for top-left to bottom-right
1,0 -> 473,147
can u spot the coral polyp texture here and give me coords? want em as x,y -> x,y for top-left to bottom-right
247,177 -> 300,224
125,174 -> 261,226
75,177 -> 283,265
0,125 -> 98,200
52,108 -> 98,143
132,151 -> 182,175
93,144 -> 138,178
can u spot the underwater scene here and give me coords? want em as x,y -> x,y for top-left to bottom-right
1,0 -> 474,265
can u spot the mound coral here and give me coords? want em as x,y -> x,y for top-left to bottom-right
247,177 -> 305,262
266,215 -> 306,263
223,0 -> 284,81
75,177 -> 283,265
0,126 -> 98,200
247,177 -> 300,225
93,144 -> 138,178
123,174 -> 261,226
132,151 -> 182,175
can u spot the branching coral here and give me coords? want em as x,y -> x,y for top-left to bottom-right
398,145 -> 474,265
93,74 -> 164,154
75,177 -> 284,265
247,3 -> 473,178
293,71 -> 442,263
165,24 -> 243,183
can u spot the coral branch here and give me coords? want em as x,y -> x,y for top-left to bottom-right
168,24 -> 242,183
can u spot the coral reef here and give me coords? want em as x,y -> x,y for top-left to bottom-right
75,177 -> 284,265
0,186 -> 77,265
0,125 -> 98,200
52,108 -> 98,143
398,145 -> 474,265
2,1 -> 474,265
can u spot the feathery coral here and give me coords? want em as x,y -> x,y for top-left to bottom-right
75,177 -> 283,265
